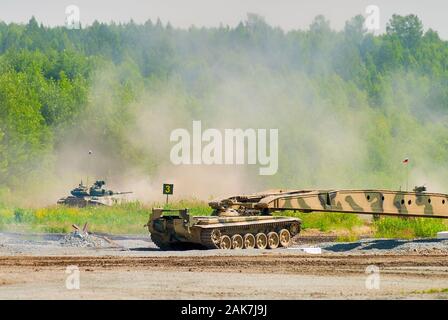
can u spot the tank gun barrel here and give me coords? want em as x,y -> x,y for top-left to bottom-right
113,191 -> 133,195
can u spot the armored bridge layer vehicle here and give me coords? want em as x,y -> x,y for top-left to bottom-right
57,180 -> 132,207
146,187 -> 448,250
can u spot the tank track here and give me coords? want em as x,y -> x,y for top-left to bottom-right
151,232 -> 208,250
200,220 -> 301,249
150,233 -> 173,250
200,229 -> 220,249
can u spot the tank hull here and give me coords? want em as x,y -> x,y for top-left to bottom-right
147,209 -> 301,250
57,195 -> 126,207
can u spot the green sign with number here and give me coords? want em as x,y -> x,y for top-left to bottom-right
163,184 -> 174,195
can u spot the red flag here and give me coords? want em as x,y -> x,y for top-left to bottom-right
402,158 -> 409,164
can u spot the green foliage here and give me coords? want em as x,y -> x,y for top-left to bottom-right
374,217 -> 448,239
275,211 -> 364,232
0,200 -> 210,234
1,14 -> 448,203
163,199 -> 211,216
386,14 -> 423,49
412,288 -> 448,295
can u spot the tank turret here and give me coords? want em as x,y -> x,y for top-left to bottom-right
70,181 -> 90,197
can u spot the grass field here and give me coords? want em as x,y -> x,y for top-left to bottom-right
0,201 -> 447,238
0,200 -> 209,234
373,216 -> 448,239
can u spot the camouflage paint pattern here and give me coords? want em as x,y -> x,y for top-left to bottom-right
254,189 -> 448,218
147,207 -> 301,249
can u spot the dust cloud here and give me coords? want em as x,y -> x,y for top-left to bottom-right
17,16 -> 448,207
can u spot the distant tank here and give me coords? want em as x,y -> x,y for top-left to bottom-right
57,180 -> 132,207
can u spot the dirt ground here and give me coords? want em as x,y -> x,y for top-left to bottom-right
0,232 -> 447,299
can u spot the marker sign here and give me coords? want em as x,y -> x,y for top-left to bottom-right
163,184 -> 174,195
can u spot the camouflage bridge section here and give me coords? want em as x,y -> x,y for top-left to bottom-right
254,190 -> 448,218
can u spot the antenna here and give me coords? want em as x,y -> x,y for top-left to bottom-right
402,158 -> 409,192
87,150 -> 93,186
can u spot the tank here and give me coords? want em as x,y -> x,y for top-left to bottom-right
57,180 -> 132,207
146,186 -> 448,250
146,190 -> 302,250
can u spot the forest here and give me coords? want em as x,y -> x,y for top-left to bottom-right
1,13 -> 448,205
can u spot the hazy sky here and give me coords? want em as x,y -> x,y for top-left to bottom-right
2,0 -> 448,38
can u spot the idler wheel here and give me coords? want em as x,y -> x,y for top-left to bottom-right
220,235 -> 232,249
231,234 -> 243,249
243,233 -> 256,249
255,233 -> 267,249
267,232 -> 280,249
279,229 -> 291,247
289,222 -> 301,236
211,229 -> 221,247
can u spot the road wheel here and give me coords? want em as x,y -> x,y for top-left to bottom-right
220,235 -> 232,249
255,233 -> 267,249
267,232 -> 279,249
243,233 -> 255,249
231,234 -> 243,249
279,229 -> 291,247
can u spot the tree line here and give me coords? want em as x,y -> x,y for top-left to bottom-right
1,13 -> 448,201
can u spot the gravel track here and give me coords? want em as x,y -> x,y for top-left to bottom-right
1,254 -> 448,276
0,232 -> 448,299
